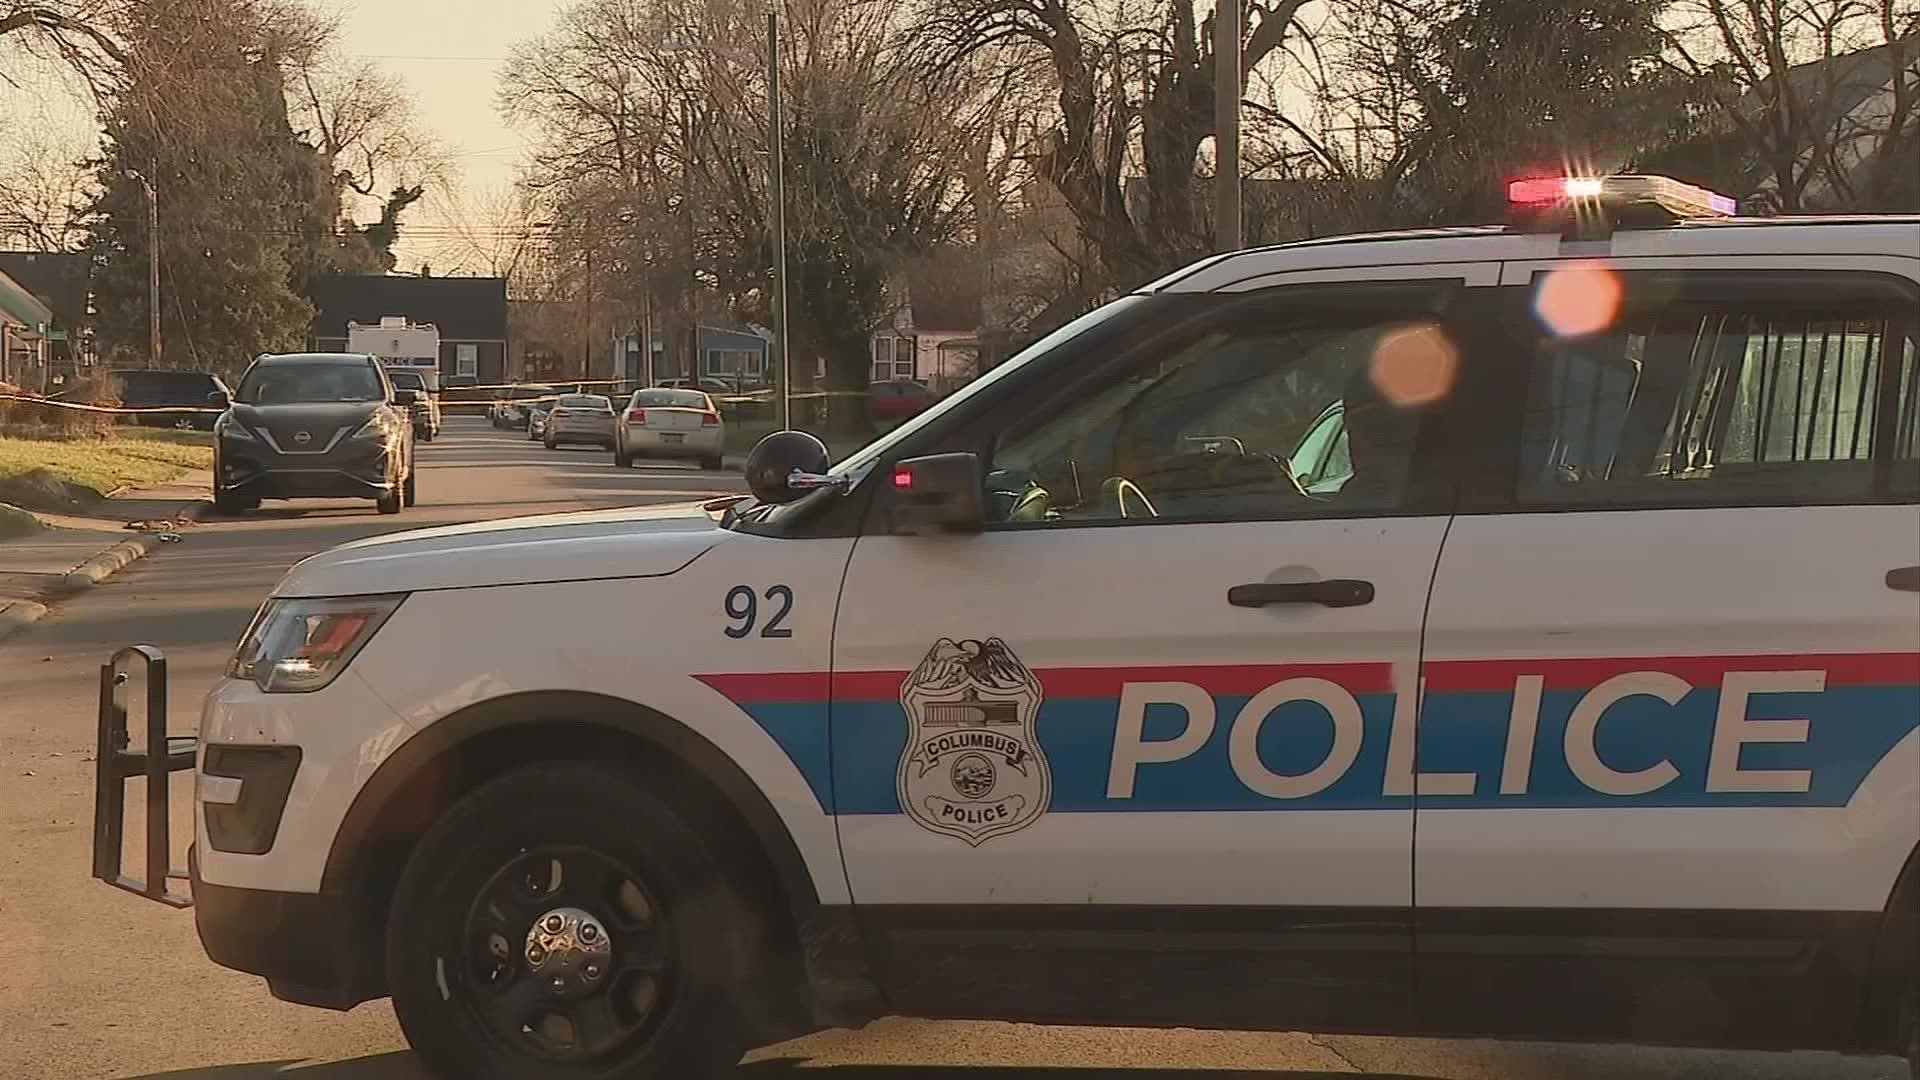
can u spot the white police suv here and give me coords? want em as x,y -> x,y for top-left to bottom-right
94,176 -> 1920,1079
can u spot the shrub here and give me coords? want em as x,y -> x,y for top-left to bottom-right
57,375 -> 122,438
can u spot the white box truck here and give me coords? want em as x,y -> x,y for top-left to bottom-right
349,316 -> 442,440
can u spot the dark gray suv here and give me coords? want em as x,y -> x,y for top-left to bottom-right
211,353 -> 417,515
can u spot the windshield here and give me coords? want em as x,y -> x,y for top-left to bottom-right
630,389 -> 708,408
386,371 -> 428,391
236,363 -> 384,404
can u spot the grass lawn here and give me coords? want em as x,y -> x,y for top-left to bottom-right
0,427 -> 214,509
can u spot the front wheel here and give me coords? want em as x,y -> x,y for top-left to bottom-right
614,448 -> 633,469
376,489 -> 402,515
545,435 -> 559,450
403,469 -> 418,508
212,489 -> 257,515
699,454 -> 723,472
386,764 -> 756,1080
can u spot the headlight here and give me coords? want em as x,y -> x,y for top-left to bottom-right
227,594 -> 405,693
215,416 -> 256,442
349,414 -> 397,442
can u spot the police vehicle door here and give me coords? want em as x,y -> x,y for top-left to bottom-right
831,267 -> 1499,1023
1416,256 -> 1920,1046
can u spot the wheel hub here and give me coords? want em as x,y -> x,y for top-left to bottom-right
523,906 -> 612,997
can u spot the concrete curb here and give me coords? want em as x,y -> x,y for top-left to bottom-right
0,502 -> 41,541
0,496 -> 212,645
0,599 -> 50,642
56,496 -> 213,595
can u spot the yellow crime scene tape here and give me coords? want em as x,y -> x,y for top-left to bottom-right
3,382 -> 887,417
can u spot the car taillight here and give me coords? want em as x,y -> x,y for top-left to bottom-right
626,408 -> 646,422
701,411 -> 719,426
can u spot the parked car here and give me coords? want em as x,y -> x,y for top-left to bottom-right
210,353 -> 415,515
657,376 -> 738,396
614,387 -> 724,470
869,378 -> 935,421
525,399 -> 554,440
383,369 -> 441,442
543,393 -> 616,449
112,369 -> 231,430
501,385 -> 555,430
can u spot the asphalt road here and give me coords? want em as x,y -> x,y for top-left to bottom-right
0,417 -> 1905,1080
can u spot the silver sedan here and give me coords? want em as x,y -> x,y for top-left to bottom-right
614,388 -> 725,470
542,394 -> 617,449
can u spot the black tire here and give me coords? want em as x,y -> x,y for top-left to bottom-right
420,426 -> 435,443
403,469 -> 418,508
386,763 -> 756,1080
376,489 -> 402,515
699,455 -> 723,472
211,489 -> 256,515
614,449 -> 633,469
545,435 -> 559,450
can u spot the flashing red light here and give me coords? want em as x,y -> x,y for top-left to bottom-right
1508,177 -> 1594,205
1507,174 -> 1737,217
892,467 -> 915,491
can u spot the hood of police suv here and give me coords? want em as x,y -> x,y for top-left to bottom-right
272,502 -> 725,597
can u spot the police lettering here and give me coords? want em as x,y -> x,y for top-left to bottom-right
1105,668 -> 1826,800
921,731 -> 1026,766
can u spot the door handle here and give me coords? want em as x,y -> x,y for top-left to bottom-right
1228,579 -> 1375,609
1888,566 -> 1920,593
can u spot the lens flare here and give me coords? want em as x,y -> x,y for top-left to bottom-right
1534,264 -> 1622,338
1369,323 -> 1460,408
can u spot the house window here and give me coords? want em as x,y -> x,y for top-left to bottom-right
456,344 -> 479,379
872,336 -> 892,381
893,335 -> 916,379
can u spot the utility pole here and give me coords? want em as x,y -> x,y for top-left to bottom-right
127,171 -> 162,367
1213,0 -> 1242,252
767,9 -> 791,431
582,243 -> 594,382
682,97 -> 699,383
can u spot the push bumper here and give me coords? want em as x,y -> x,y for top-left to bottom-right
92,645 -> 385,1009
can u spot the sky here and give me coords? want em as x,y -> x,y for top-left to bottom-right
0,0 -> 572,271
322,0 -> 572,269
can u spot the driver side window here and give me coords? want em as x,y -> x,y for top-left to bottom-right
984,311 -> 1456,526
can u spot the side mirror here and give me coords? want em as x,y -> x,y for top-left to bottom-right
206,390 -> 231,409
745,429 -> 833,504
393,389 -> 419,406
889,452 -> 985,536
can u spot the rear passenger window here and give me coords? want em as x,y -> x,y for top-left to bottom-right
1519,299 -> 1919,505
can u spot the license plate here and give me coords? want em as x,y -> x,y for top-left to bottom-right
661,432 -> 685,444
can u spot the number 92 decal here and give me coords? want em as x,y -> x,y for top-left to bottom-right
724,585 -> 794,639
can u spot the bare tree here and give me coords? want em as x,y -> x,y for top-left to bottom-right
291,56 -> 446,200
502,0 -> 991,418
0,115 -> 93,250
924,0 -> 1311,288
1660,0 -> 1920,211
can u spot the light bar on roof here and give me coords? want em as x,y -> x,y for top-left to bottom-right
1507,174 -> 1738,220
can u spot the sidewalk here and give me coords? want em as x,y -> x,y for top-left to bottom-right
0,468 -> 213,644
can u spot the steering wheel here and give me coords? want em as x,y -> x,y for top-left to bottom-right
1098,476 -> 1158,519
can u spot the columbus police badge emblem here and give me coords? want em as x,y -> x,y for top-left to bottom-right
897,637 -> 1050,845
